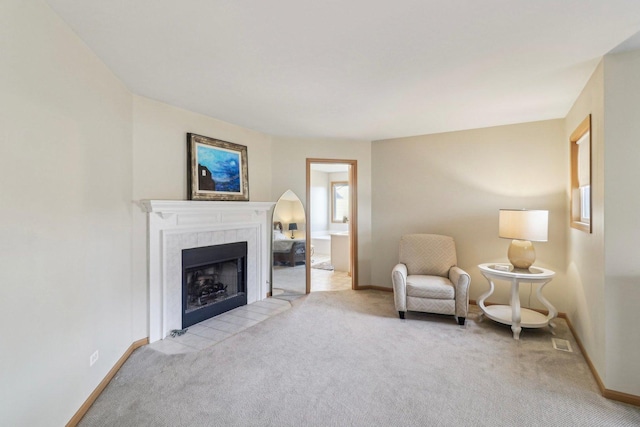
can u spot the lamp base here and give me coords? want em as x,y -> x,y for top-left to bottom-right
508,239 -> 536,270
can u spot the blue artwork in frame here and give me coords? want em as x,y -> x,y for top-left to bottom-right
187,133 -> 249,201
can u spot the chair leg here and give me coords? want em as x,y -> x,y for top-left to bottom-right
457,317 -> 466,326
399,311 -> 405,319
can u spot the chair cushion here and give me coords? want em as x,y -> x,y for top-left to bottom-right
399,234 -> 457,277
406,275 -> 455,300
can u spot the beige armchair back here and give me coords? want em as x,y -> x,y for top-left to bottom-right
399,234 -> 457,277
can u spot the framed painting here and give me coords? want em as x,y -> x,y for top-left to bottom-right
187,133 -> 249,201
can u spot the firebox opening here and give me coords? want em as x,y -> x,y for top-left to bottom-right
182,242 -> 247,328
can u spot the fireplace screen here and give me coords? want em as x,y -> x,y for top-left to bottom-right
182,242 -> 247,328
185,261 -> 239,313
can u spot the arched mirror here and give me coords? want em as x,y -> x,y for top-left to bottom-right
271,190 -> 307,298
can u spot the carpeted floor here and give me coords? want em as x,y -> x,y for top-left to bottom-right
79,290 -> 640,426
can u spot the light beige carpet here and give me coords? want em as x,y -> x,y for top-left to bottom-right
80,290 -> 640,426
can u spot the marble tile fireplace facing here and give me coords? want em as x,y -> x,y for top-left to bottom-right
141,200 -> 275,343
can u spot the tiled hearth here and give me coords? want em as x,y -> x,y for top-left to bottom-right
149,297 -> 290,354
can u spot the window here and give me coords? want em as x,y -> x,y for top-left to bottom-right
570,115 -> 592,233
331,181 -> 349,223
579,185 -> 590,223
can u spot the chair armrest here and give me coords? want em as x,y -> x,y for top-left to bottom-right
449,266 -> 471,318
392,263 -> 408,312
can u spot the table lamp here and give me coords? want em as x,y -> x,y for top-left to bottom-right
288,223 -> 297,239
499,209 -> 548,270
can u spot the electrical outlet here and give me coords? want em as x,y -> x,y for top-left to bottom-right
89,350 -> 99,367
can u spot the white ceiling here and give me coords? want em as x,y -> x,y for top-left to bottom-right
45,0 -> 640,141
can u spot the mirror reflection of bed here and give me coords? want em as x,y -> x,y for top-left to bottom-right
271,191 -> 307,298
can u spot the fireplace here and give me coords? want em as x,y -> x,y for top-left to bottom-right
182,242 -> 247,328
141,200 -> 274,342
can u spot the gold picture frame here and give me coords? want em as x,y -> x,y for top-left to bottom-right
187,133 -> 249,201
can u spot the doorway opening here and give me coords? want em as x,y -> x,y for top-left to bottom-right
306,159 -> 357,293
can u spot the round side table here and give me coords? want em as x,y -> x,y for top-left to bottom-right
477,263 -> 556,340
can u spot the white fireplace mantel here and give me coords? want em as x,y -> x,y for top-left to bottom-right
141,200 -> 275,342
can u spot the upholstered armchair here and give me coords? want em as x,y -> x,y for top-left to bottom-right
392,234 -> 470,325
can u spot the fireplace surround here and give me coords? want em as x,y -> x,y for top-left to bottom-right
141,200 -> 274,342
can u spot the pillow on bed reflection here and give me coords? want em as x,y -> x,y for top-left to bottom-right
274,231 -> 287,240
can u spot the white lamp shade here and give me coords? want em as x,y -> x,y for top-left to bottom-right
499,209 -> 548,242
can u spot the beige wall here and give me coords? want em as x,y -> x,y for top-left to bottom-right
309,169 -> 330,232
564,62 -> 607,386
271,137 -> 373,287
131,96 -> 273,339
565,51 -> 640,397
0,1 -> 134,425
602,50 -> 640,395
371,120 -> 569,311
